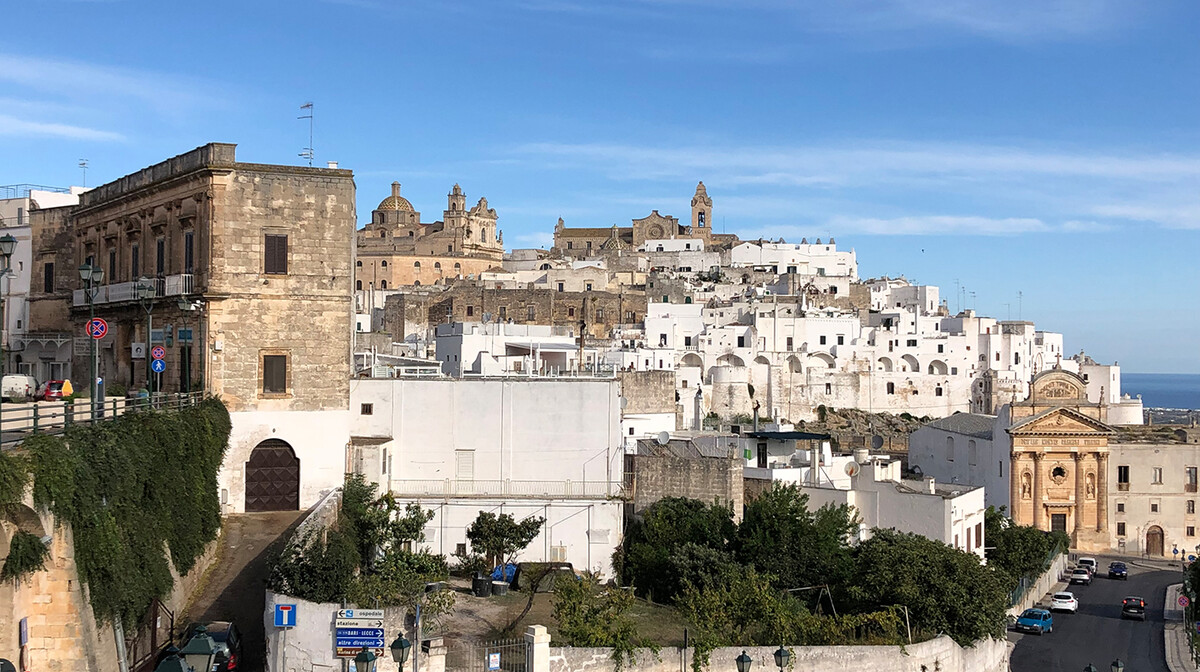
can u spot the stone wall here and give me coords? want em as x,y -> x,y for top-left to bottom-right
626,453 -> 743,516
617,370 -> 676,415
546,636 -> 1011,672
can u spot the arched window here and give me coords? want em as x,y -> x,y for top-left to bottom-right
380,230 -> 387,238
454,263 -> 461,271
380,280 -> 388,289
886,382 -> 895,394
434,262 -> 442,270
684,296 -> 692,304
356,260 -> 362,267
698,210 -> 706,226
356,280 -> 362,290
946,436 -> 955,462
480,228 -> 487,242
414,261 -> 421,271
409,231 -> 414,237
381,260 -> 388,267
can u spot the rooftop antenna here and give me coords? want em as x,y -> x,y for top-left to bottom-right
298,102 -> 314,166
1018,291 -> 1023,320
78,159 -> 89,187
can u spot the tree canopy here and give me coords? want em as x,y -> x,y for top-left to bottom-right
465,511 -> 545,568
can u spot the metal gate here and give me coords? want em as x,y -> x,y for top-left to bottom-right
245,439 -> 300,511
446,638 -> 528,672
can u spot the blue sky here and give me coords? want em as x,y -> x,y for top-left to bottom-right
2,0 -> 1198,373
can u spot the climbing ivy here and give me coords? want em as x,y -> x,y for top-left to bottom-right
1,530 -> 50,582
24,397 -> 230,624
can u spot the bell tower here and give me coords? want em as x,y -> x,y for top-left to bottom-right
690,181 -> 713,241
444,183 -> 467,232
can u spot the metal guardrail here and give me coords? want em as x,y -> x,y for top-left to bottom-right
0,392 -> 205,448
388,478 -> 622,499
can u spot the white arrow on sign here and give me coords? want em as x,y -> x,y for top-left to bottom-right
335,619 -> 385,628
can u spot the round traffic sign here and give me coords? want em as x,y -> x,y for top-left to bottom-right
150,358 -> 166,373
151,345 -> 166,360
87,318 -> 108,340
1180,595 -> 1191,608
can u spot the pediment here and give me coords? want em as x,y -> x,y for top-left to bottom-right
1008,406 -> 1115,436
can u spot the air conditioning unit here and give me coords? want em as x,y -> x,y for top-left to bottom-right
550,546 -> 568,563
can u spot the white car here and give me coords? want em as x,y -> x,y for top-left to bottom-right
1078,557 -> 1098,576
1070,568 -> 1092,585
1050,591 -> 1079,613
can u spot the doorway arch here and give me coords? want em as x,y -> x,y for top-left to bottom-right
1146,526 -> 1165,556
245,439 -> 300,512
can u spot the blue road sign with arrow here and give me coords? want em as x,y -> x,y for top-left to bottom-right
336,637 -> 385,648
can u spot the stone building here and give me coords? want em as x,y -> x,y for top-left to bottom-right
355,182 -> 503,289
27,143 -> 355,513
552,182 -> 738,255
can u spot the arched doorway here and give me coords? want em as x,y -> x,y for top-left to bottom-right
245,439 -> 300,512
1146,526 -> 1165,556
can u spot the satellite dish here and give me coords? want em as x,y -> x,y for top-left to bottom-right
655,431 -> 671,446
845,462 -> 861,477
871,435 -> 884,450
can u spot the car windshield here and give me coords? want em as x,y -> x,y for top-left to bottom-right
48,382 -> 63,391
1074,569 -> 1088,574
1021,610 -> 1042,619
1054,593 -> 1072,600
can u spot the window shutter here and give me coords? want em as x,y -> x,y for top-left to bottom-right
265,234 -> 288,274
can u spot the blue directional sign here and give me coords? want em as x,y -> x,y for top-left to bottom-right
336,637 -> 386,648
151,358 -> 166,373
274,604 -> 297,628
336,628 -> 384,639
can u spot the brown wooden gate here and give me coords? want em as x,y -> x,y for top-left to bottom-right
1147,526 -> 1165,556
245,439 -> 300,512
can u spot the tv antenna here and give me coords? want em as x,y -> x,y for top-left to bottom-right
78,159 -> 89,187
298,102 -> 314,166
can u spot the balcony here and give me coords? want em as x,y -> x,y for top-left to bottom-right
73,273 -> 194,308
1187,483 -> 1197,493
387,479 -> 623,500
1118,482 -> 1130,492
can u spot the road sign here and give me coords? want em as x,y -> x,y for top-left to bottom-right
335,619 -> 384,628
1180,595 -> 1191,608
336,637 -> 385,648
274,604 -> 297,628
151,345 -> 166,360
336,628 -> 384,639
1195,621 -> 1200,634
336,647 -> 383,658
87,318 -> 108,339
337,609 -> 385,619
151,359 -> 166,373
488,652 -> 501,670
1175,548 -> 1180,555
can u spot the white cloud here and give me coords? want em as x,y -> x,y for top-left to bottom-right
0,114 -> 123,141
1091,204 -> 1200,230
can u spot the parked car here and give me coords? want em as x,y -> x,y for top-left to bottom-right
1070,568 -> 1093,585
184,621 -> 242,671
1015,608 -> 1054,635
35,380 -> 70,401
1121,596 -> 1147,621
1050,592 -> 1079,613
1,374 -> 38,401
1108,561 -> 1129,580
1078,557 -> 1098,576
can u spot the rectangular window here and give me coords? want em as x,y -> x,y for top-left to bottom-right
1188,467 -> 1198,492
786,337 -> 793,351
825,382 -> 832,394
262,354 -> 287,394
499,306 -> 507,320
466,305 -> 474,317
1151,501 -> 1159,513
586,241 -> 592,249
131,243 -> 140,278
1117,522 -> 1126,536
184,231 -> 195,272
566,241 -> 573,250
264,234 -> 288,274
155,237 -> 165,276
1153,467 -> 1163,484
737,336 -> 745,348
527,305 -> 536,321
360,403 -> 373,415
1117,502 -> 1125,513
586,283 -> 593,292
1118,465 -> 1130,491
951,367 -> 958,375
837,335 -> 844,345
938,344 -> 944,353
455,450 -> 475,480
557,282 -> 564,292
43,262 -> 54,292
1189,500 -> 1196,515
1190,527 -> 1196,537
109,249 -> 117,281
907,339 -> 917,347
820,335 -> 827,345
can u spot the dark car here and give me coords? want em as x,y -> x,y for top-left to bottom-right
184,621 -> 242,671
1121,596 -> 1147,621
1108,562 -> 1129,580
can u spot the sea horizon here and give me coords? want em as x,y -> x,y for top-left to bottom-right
1122,372 -> 1200,410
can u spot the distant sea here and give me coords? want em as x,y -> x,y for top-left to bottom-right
1123,373 -> 1200,410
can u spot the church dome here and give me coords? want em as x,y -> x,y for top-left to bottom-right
377,181 -> 414,212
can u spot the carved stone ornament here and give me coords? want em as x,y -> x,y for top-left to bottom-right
1050,463 -> 1068,485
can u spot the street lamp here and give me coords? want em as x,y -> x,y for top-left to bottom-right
179,626 -> 217,672
773,646 -> 789,672
136,276 -> 156,400
1083,665 -> 1098,672
152,646 -> 189,672
390,635 -> 412,672
0,233 -> 16,391
353,646 -> 377,672
734,650 -> 752,672
1110,660 -> 1124,672
78,263 -> 104,420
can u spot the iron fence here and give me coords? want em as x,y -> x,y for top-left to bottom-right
446,638 -> 528,672
0,392 -> 205,448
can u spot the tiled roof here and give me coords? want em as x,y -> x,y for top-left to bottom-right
924,413 -> 997,439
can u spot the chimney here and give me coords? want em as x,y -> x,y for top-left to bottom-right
927,477 -> 937,494
326,161 -> 339,169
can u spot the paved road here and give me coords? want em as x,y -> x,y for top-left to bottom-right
1010,556 -> 1180,672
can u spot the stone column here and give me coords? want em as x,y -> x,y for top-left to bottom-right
1097,452 -> 1109,533
1033,453 -> 1045,530
423,638 -> 447,672
1010,452 -> 1023,524
526,625 -> 551,672
1073,452 -> 1086,539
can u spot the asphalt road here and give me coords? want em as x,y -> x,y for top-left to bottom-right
1009,556 -> 1179,672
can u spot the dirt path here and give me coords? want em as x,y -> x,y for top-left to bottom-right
181,512 -> 304,672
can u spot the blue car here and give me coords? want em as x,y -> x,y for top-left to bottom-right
1015,608 -> 1054,635
1108,562 -> 1129,580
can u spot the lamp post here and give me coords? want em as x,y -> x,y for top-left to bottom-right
772,646 -> 789,672
137,277 -> 156,399
354,646 -> 377,672
1111,660 -> 1124,672
0,233 -> 16,393
152,646 -> 189,672
734,650 -> 752,672
1083,665 -> 1098,672
390,635 -> 412,672
179,626 -> 217,672
78,263 -> 104,420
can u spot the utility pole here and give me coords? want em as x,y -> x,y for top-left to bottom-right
1018,291 -> 1023,320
